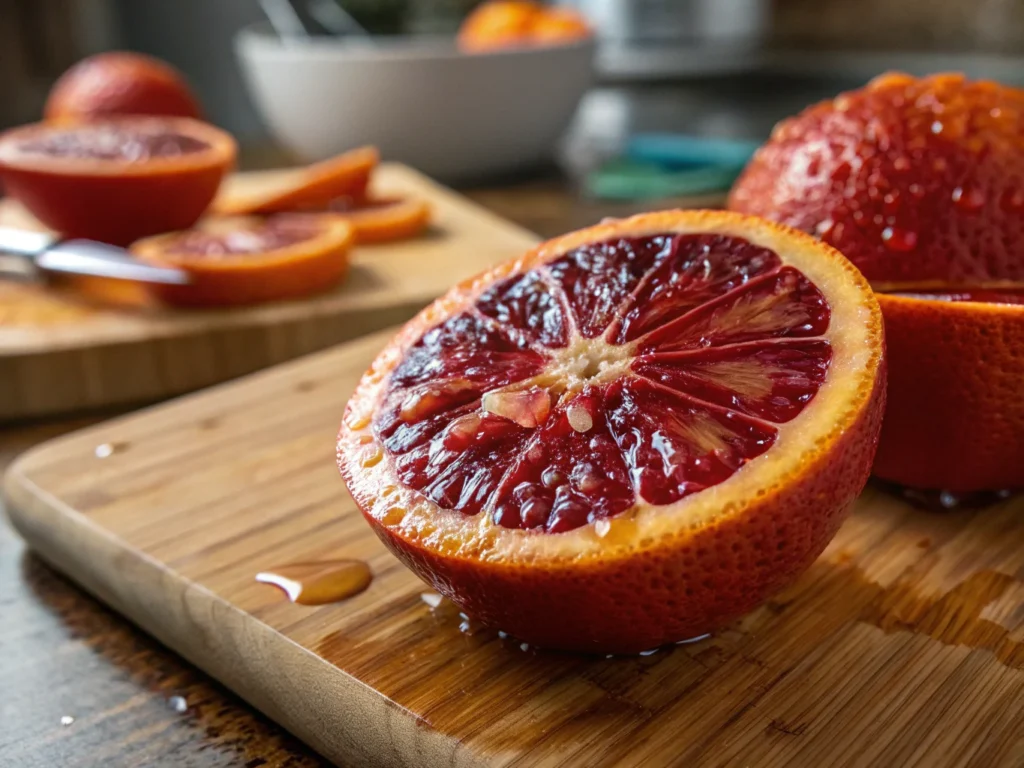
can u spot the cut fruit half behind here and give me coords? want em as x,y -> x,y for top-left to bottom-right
132,213 -> 353,307
0,117 -> 236,245
338,210 -> 886,653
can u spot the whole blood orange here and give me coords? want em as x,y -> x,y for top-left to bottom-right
325,196 -> 431,243
132,213 -> 353,307
45,52 -> 202,122
0,117 -> 235,245
729,73 -> 1024,492
457,1 -> 542,51
213,147 -> 379,216
337,210 -> 885,653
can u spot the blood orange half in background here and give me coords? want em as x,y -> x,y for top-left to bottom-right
338,210 -> 885,653
729,73 -> 1024,493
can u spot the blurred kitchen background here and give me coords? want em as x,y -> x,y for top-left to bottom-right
3,0 -> 1024,193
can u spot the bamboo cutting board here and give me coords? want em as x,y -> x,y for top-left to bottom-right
0,164 -> 538,421
5,329 -> 1024,767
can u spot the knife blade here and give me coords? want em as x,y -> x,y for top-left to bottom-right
0,227 -> 190,285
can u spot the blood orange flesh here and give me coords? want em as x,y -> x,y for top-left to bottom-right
339,211 -> 885,653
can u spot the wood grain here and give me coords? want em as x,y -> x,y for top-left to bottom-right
5,329 -> 1024,767
0,164 -> 538,421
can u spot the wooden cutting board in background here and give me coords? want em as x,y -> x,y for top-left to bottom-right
0,164 -> 538,421
5,329 -> 1024,767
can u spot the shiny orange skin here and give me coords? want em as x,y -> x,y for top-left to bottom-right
729,73 -> 1024,285
729,73 -> 1024,491
132,215 -> 354,307
213,147 -> 379,216
873,295 -> 1024,491
333,197 -> 431,243
45,52 -> 202,122
338,211 -> 886,654
0,118 -> 235,246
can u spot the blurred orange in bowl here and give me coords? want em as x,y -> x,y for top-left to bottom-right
458,1 -> 592,52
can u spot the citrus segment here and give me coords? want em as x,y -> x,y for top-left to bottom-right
338,210 -> 885,652
632,339 -> 832,422
612,234 -> 781,343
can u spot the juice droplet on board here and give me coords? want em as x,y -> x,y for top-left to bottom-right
256,560 -> 372,605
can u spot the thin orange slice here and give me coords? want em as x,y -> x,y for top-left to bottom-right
337,210 -> 885,653
213,147 -> 379,216
132,213 -> 353,307
325,196 -> 431,243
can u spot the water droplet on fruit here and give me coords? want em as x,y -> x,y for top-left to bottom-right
814,219 -> 833,237
930,120 -> 944,134
952,186 -> 985,211
881,227 -> 918,252
541,467 -> 565,488
420,591 -> 443,609
594,518 -> 611,538
566,402 -> 593,433
522,496 -> 552,528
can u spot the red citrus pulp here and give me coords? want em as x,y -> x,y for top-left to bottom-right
337,211 -> 885,653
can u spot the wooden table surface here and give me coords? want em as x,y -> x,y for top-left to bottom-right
0,181 -> 701,768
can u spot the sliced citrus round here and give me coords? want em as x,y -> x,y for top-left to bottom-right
131,213 -> 353,307
45,51 -> 202,122
337,210 -> 885,653
729,72 -> 1024,492
213,146 -> 378,216
0,117 -> 235,245
324,196 -> 431,243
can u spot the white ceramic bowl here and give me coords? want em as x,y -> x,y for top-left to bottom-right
236,25 -> 595,182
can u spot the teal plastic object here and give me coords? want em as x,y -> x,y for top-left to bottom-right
626,133 -> 760,170
585,159 -> 746,201
585,133 -> 761,201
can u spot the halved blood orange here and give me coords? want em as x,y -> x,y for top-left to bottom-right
324,196 -> 431,243
337,210 -> 885,653
131,213 -> 353,307
0,117 -> 235,245
213,146 -> 379,216
729,72 -> 1024,492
